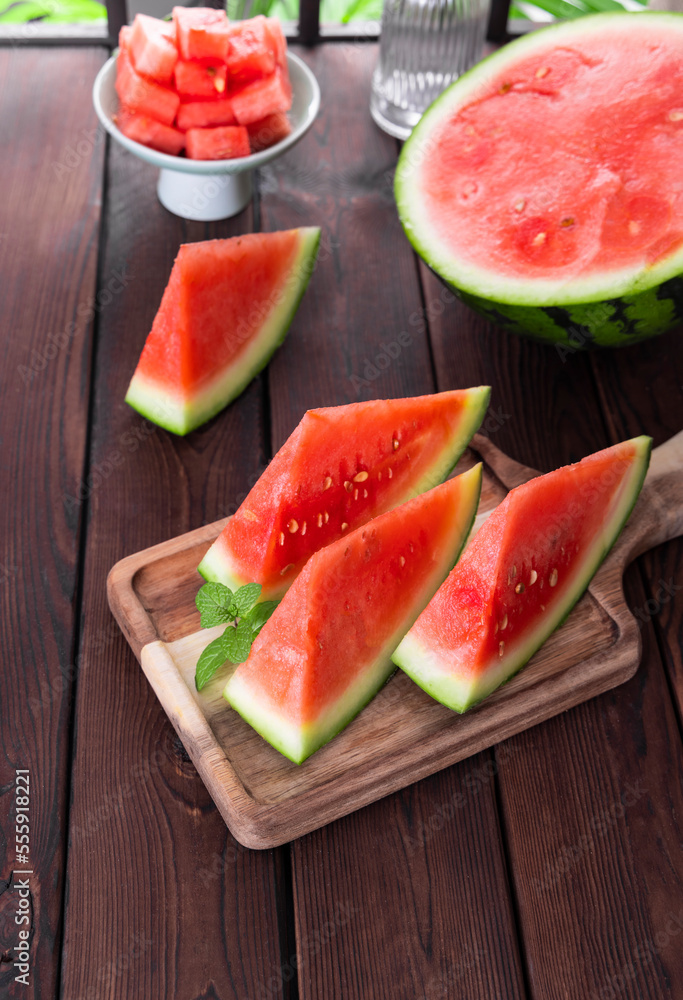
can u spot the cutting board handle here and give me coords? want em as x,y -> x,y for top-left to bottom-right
610,430 -> 683,568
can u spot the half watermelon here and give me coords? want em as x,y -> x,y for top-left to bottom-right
395,13 -> 683,348
125,228 -> 321,435
198,387 -> 491,599
224,464 -> 483,763
393,436 -> 651,711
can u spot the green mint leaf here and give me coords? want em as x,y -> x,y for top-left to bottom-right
195,631 -> 231,691
223,618 -> 254,665
233,582 -> 262,618
196,581 -> 235,628
248,600 -> 278,635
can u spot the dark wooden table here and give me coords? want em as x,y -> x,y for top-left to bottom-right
1,40 -> 683,1000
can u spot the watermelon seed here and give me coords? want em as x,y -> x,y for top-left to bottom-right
301,521 -> 307,536
514,199 -> 525,213
541,604 -> 546,611
341,522 -> 349,531
378,471 -> 383,481
629,220 -> 641,236
279,532 -> 285,546
494,622 -> 499,634
317,513 -> 323,528
499,641 -> 505,657
500,614 -> 508,631
393,439 -> 400,450
323,476 -> 333,490
511,565 -> 517,579
280,563 -> 294,576
529,569 -> 538,585
388,469 -> 393,479
499,82 -> 511,94
354,471 -> 369,482
354,489 -> 359,500
532,232 -> 547,247
344,480 -> 353,492
515,583 -> 525,594
288,519 -> 299,533
363,489 -> 368,499
560,217 -> 575,228
535,66 -> 550,79
549,568 -> 558,587
409,542 -> 414,552
215,78 -> 226,93
243,508 -> 258,521
324,511 -> 330,524
399,556 -> 406,567
669,110 -> 683,121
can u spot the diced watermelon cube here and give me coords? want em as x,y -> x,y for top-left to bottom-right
186,125 -> 251,160
264,17 -> 287,71
118,24 -> 132,51
173,6 -> 231,63
247,111 -> 292,152
226,16 -> 276,84
231,70 -> 292,126
174,59 -> 228,98
116,106 -> 186,156
176,98 -> 236,131
116,47 -> 180,127
129,13 -> 178,85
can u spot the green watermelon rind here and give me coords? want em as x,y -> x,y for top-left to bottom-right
223,464 -> 483,764
392,435 -> 652,712
197,385 -> 492,599
125,226 -> 322,435
394,12 -> 683,349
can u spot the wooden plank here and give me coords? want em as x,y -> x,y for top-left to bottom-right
424,272 -> 683,996
59,143 -> 288,999
0,47 -> 106,1000
258,44 -> 527,997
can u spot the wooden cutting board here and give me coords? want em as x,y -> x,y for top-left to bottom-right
107,431 -> 683,849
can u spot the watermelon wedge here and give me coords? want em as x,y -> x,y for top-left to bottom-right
395,13 -> 683,348
198,387 -> 491,599
224,464 -> 483,763
393,436 -> 652,711
125,229 -> 321,435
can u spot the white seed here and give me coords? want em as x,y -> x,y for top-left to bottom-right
243,508 -> 258,522
280,563 -> 293,576
392,438 -> 400,451
354,471 -> 369,482
317,513 -> 323,527
387,468 -> 393,479
532,232 -> 546,246
399,556 -> 405,567
324,511 -> 329,524
323,476 -> 333,490
499,641 -> 505,657
354,489 -> 359,500
279,532 -> 285,545
288,519 -> 299,533
549,568 -> 558,587
500,614 -> 508,631
301,521 -> 307,536
341,522 -> 348,531
363,489 -> 368,499
378,471 -> 382,481
344,480 -> 353,492
535,65 -> 549,78
514,199 -> 525,213
669,110 -> 683,121
529,570 -> 538,585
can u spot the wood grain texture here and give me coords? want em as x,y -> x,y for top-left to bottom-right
0,47 -> 106,1000
421,220 -> 683,996
59,142 -> 289,1000
257,44 -> 527,999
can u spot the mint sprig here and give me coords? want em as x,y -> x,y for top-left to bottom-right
194,581 -> 277,691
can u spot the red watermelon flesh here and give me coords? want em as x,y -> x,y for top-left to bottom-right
129,13 -> 178,85
231,70 -> 291,126
224,465 -> 483,763
186,125 -> 250,160
226,16 -> 276,84
247,111 -> 292,153
116,107 -> 185,156
174,60 -> 227,98
125,229 -> 321,435
393,436 -> 652,712
417,22 -> 683,283
173,6 -> 231,63
116,45 -> 180,126
198,387 -> 491,599
265,17 -> 287,72
176,98 -> 236,131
